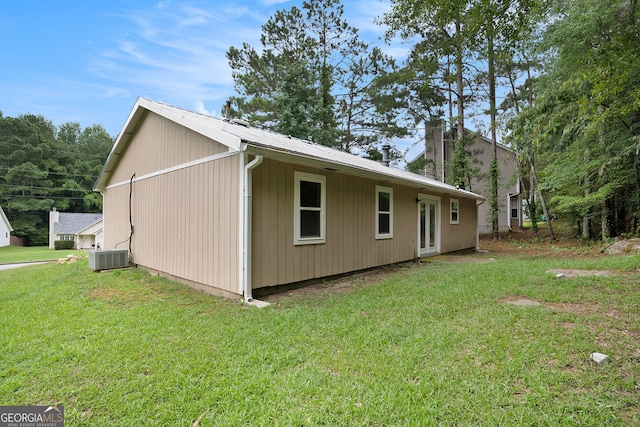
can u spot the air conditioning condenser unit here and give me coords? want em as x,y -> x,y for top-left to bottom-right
89,249 -> 129,271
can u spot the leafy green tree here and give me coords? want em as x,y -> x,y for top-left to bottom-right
371,40 -> 446,171
384,0 -> 479,189
339,46 -> 409,154
228,0 -> 403,151
0,114 -> 113,245
507,0 -> 640,239
465,0 -> 549,239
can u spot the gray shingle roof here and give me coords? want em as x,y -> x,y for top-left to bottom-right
54,213 -> 103,234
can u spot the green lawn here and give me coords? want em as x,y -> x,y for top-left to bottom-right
0,245 -> 85,264
1,247 -> 638,426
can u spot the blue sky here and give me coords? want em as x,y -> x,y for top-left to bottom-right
0,0 -> 401,141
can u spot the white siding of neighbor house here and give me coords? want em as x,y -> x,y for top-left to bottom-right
0,208 -> 11,247
77,221 -> 104,249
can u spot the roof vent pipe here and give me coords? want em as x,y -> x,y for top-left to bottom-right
381,144 -> 391,167
224,99 -> 232,121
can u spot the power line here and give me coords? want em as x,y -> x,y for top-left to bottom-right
0,184 -> 92,192
0,166 -> 100,179
1,194 -> 91,200
0,140 -> 110,159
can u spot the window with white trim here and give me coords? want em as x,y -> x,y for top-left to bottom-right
375,185 -> 393,239
510,196 -> 519,219
294,172 -> 326,245
450,199 -> 459,224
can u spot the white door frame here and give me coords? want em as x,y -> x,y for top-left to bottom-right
417,194 -> 441,256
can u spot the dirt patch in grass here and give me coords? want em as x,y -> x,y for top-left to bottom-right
89,284 -> 164,306
263,262 -> 414,303
546,268 -> 616,277
427,254 -> 496,263
480,229 -> 606,259
503,297 -> 640,349
265,230 -> 638,304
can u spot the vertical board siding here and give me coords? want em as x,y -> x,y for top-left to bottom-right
251,158 -> 420,289
106,112 -> 228,186
440,196 -> 478,253
103,113 -> 480,295
103,114 -> 240,294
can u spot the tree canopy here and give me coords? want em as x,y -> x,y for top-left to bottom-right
0,114 -> 113,245
227,0 -> 411,156
3,0 -> 638,245
506,0 -> 640,239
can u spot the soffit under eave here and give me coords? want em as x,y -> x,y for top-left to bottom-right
243,145 -> 485,202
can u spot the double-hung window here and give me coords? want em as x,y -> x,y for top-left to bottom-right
450,199 -> 459,224
294,172 -> 326,245
375,185 -> 393,239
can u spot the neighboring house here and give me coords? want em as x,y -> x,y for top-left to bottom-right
0,205 -> 12,247
49,209 -> 104,249
409,121 -> 521,234
94,98 -> 485,301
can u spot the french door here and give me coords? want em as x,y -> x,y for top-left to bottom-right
418,196 -> 440,256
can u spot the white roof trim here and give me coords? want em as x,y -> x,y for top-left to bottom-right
76,220 -> 104,236
0,206 -> 13,232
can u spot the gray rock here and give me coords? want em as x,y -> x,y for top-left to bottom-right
590,352 -> 612,365
603,238 -> 640,255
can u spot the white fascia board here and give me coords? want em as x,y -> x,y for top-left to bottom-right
94,98 -> 243,192
242,144 -> 486,202
0,207 -> 12,232
138,98 -> 242,151
76,220 -> 104,236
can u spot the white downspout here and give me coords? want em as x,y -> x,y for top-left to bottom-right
507,193 -> 512,232
476,199 -> 483,251
440,119 -> 446,182
243,154 -> 263,302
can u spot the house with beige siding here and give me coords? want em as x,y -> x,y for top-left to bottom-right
94,98 -> 485,302
409,121 -> 521,233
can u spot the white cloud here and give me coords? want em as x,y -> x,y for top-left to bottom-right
87,0 -> 405,134
194,100 -> 213,116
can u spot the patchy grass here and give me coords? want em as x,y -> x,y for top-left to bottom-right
1,244 -> 639,426
0,245 -> 84,264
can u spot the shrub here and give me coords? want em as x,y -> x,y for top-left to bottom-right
54,240 -> 75,250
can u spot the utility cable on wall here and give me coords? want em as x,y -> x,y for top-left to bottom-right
114,173 -> 136,265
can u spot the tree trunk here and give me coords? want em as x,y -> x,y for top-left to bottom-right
456,19 -> 464,143
453,18 -> 466,189
527,196 -> 541,239
582,148 -> 591,238
582,205 -> 591,239
447,56 -> 454,129
488,29 -> 499,241
531,164 -> 555,241
424,123 -> 429,178
601,199 -> 611,239
597,104 -> 611,240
